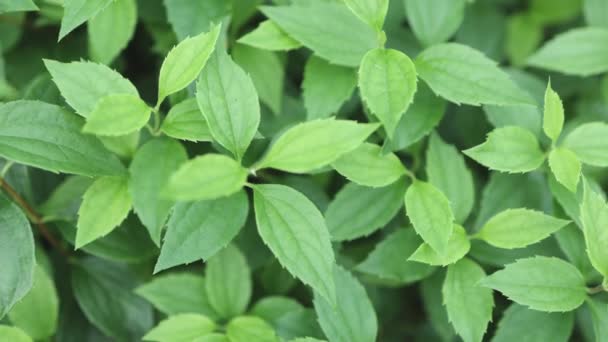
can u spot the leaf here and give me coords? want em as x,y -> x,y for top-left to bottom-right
143,314 -> 216,342
238,20 -> 302,51
344,0 -> 389,31
250,296 -> 304,325
0,325 -> 31,342
163,0 -> 230,41
0,100 -> 126,176
563,122 -> 608,166
196,334 -> 230,342
155,191 -> 248,273
415,43 -> 534,106
475,208 -> 570,249
409,224 -> 470,266
404,180 -> 454,256
161,98 -> 213,142
326,181 -> 406,241
543,81 -> 564,142
43,59 -> 138,117
443,258 -> 494,342
314,266 -> 377,342
0,0 -> 37,13
76,176 -> 132,248
480,256 -> 587,312
82,94 -> 151,136
39,176 -> 93,221
205,245 -> 251,320
421,271 -> 455,341
58,0 -> 113,40
260,3 -> 377,67
0,194 -> 34,318
331,143 -> 406,188
405,0 -> 467,46
426,132 -> 475,223
196,48 -> 260,161
586,298 -> 608,342
358,48 -> 417,137
253,184 -> 336,305
463,126 -> 545,173
158,23 -> 221,103
255,119 -> 379,173
88,0 -> 137,65
548,147 -> 581,193
492,304 -> 574,342
584,0 -> 608,28
580,179 -> 608,278
129,138 -> 187,245
163,154 -> 247,201
302,56 -> 357,120
226,316 -> 279,342
554,224 -> 599,281
527,27 -> 608,76
505,14 -> 543,66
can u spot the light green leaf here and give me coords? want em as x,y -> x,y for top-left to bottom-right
163,154 -> 247,201
195,333 -> 229,342
549,147 -> 581,193
409,224 -> 470,266
492,304 -> 574,342
129,138 -> 187,245
302,56 -> 357,120
196,48 -> 260,161
253,184 -> 336,305
331,143 -> 406,187
39,176 -> 93,221
554,224 -> 599,281
250,296 -> 303,324
463,126 -> 545,173
580,179 -> 608,278
563,122 -> 608,166
163,0 -> 230,41
88,0 -> 137,64
527,27 -> 608,76
584,0 -> 608,28
226,316 -> 279,342
82,94 -> 151,136
359,48 -> 417,137
0,0 -> 37,13
143,314 -> 215,342
543,81 -> 564,142
161,98 -> 213,142
155,191 -> 248,273
480,256 -> 587,312
344,0 -> 389,31
255,119 -> 378,173
99,131 -> 139,158
158,23 -> 221,104
586,297 -> 608,342
238,20 -> 302,51
404,180 -> 454,255
59,0 -> 113,40
415,43 -> 533,106
405,0 -> 467,46
443,258 -> 494,342
0,325 -> 31,342
261,3 -> 377,66
0,101 -> 126,177
76,176 -> 132,248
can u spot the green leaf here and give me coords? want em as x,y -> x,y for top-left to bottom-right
584,0 -> 608,28
463,126 -> 545,173
164,0 -> 230,41
255,119 -> 378,173
129,138 -> 187,245
161,98 -> 213,142
421,271 -> 456,341
58,0 -> 113,40
344,0 -> 389,31
88,0 -> 137,65
475,208 -> 570,249
302,56 -> 357,120
492,304 -> 574,342
480,256 -> 587,312
326,181 -> 406,241
196,48 -> 260,161
563,122 -> 608,166
331,143 -> 406,188
554,224 -> 599,281
443,258 -> 494,342
314,266 -> 377,342
99,131 -> 139,158
39,176 -> 93,221
7,265 -> 58,340
0,100 -> 126,176
586,297 -> 608,342
409,224 -> 470,266
505,14 -> 543,67
143,314 -> 216,342
405,0 -> 467,46
0,194 -> 34,318
0,325 -> 31,342
359,48 -> 417,137
158,23 -> 221,104
527,27 -> 608,76
238,20 -> 302,51
76,176 -> 132,248
205,245 -> 251,320
543,81 -> 564,142
415,43 -> 533,106
82,94 -> 151,136
404,180 -> 454,256
195,334 -> 230,342
549,147 -> 581,193
163,154 -> 247,201
43,59 -> 138,117
226,316 -> 279,342
155,191 -> 248,273
253,184 -> 336,305
426,132 -> 475,223
0,0 -> 37,13
580,179 -> 608,278
260,3 -> 377,67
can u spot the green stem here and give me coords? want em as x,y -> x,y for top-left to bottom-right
1,161 -> 14,177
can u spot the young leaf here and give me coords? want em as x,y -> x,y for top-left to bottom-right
161,98 -> 213,142
580,179 -> 608,278
226,316 -> 279,342
255,119 -> 379,173
463,126 -> 545,173
76,176 -> 132,248
238,20 -> 302,51
331,143 -> 406,188
358,48 -> 417,138
563,122 -> 608,166
143,314 -> 216,342
0,0 -> 37,13
0,326 -> 32,342
548,147 -> 581,193
409,224 -> 470,266
443,258 -> 494,342
158,24 -> 221,104
82,94 -> 151,136
543,81 -> 564,142
415,43 -> 533,106
480,256 -> 587,312
475,208 -> 570,249
344,0 -> 389,31
492,304 -> 574,342
88,0 -> 137,65
405,0 -> 467,46
155,191 -> 248,273
163,154 -> 247,201
253,184 -> 336,305
58,0 -> 113,40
